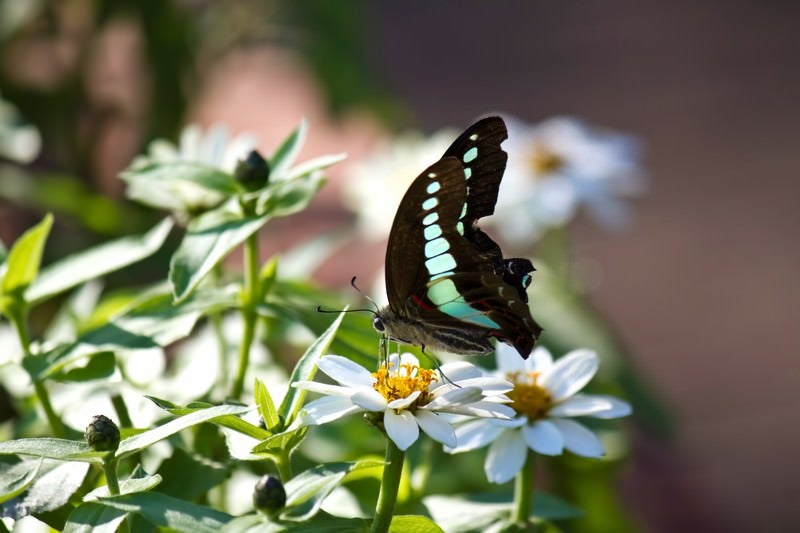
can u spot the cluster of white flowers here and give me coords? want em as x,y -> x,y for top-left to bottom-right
343,115 -> 645,247
295,346 -> 630,483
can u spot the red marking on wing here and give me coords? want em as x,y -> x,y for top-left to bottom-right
411,293 -> 432,311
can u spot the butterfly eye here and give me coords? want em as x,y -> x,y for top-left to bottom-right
372,317 -> 385,332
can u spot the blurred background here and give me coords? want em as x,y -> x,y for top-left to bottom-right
1,1 -> 798,531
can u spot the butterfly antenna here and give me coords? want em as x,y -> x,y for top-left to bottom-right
350,276 -> 380,313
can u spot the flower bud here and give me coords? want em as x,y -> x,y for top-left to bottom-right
252,474 -> 286,513
235,150 -> 270,191
84,414 -> 120,452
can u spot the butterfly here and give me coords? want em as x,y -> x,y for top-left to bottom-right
373,116 -> 542,359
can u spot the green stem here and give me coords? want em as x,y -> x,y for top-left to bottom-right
274,451 -> 293,482
111,394 -> 133,428
371,438 -> 405,533
231,234 -> 260,399
104,454 -> 121,495
512,449 -> 535,525
33,381 -> 65,438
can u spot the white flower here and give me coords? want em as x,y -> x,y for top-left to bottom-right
494,115 -> 646,245
0,94 -> 41,164
293,353 -> 515,451
121,123 -> 258,219
447,345 -> 632,484
343,128 -> 457,240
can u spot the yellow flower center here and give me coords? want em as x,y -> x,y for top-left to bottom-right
505,371 -> 553,420
528,143 -> 564,175
373,361 -> 438,408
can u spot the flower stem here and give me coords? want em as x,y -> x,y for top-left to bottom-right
371,438 -> 405,533
274,451 -> 293,483
33,381 -> 65,438
104,454 -> 121,495
512,449 -> 536,525
231,234 -> 260,399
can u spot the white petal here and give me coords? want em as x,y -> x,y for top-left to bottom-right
299,396 -> 362,425
522,420 -> 564,456
451,376 -> 514,395
318,355 -> 375,387
350,388 -> 388,411
427,387 -> 483,409
292,380 -> 353,397
528,346 -> 554,372
448,419 -> 505,453
549,394 -> 615,418
384,410 -> 419,451
437,361 -> 482,382
396,352 -> 420,368
439,401 -> 516,420
485,429 -> 527,484
551,419 -> 605,458
415,411 -> 456,448
387,390 -> 421,410
540,349 -> 598,402
495,343 -> 526,373
586,395 -> 633,419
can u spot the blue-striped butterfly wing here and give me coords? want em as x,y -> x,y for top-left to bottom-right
378,116 -> 542,358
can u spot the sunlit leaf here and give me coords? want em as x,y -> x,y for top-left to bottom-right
0,438 -> 104,463
1,213 -> 52,294
269,119 -> 307,180
26,218 -> 173,304
278,310 -> 346,427
281,461 -> 383,521
0,458 -> 42,504
170,211 -> 268,302
95,491 -> 231,532
116,404 -> 251,458
63,502 -> 128,533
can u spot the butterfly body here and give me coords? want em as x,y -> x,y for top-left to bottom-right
374,117 -> 542,359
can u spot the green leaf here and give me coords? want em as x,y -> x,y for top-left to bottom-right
85,472 -> 163,499
278,310 -> 346,427
116,404 -> 251,458
251,427 -> 308,457
63,502 -> 128,533
95,491 -> 231,532
26,218 -> 173,304
258,256 -> 279,302
146,396 -> 268,440
222,512 -> 370,532
155,448 -> 227,501
52,351 -> 116,382
269,119 -> 307,180
284,152 -> 347,181
254,378 -> 279,431
389,515 -> 443,533
122,161 -> 242,195
255,172 -> 324,218
170,212 -> 268,302
281,461 -> 383,521
0,438 -> 104,463
0,458 -> 42,504
8,461 -> 90,516
1,213 -> 52,294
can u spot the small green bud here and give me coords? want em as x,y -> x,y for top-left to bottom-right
235,150 -> 270,191
253,474 -> 286,514
84,414 -> 120,452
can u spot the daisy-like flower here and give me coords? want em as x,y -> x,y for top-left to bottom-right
494,115 -> 646,245
293,353 -> 515,451
343,127 -> 457,240
121,123 -> 258,221
447,345 -> 632,484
